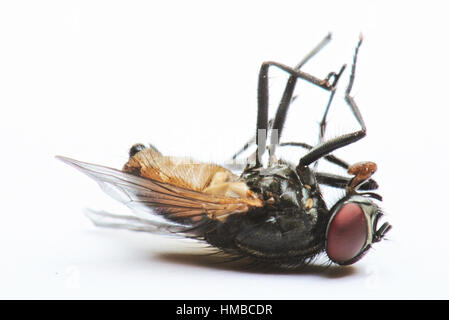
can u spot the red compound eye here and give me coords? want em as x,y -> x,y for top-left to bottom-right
326,203 -> 368,265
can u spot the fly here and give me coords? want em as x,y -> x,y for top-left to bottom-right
57,33 -> 391,268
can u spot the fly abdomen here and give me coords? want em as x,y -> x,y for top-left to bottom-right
233,207 -> 328,263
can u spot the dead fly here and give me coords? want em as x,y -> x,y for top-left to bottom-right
57,34 -> 391,268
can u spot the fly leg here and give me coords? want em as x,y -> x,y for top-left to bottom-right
268,33 -> 340,160
315,172 -> 378,191
256,43 -> 348,166
279,141 -> 349,169
229,119 -> 273,161
229,34 -> 343,166
297,35 -> 367,175
269,63 -> 346,163
279,141 -> 378,191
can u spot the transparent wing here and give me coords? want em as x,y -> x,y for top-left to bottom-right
56,156 -> 263,226
84,209 -> 191,235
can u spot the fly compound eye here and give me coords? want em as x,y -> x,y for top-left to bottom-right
326,203 -> 369,265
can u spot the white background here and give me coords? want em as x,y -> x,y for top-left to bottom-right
1,0 -> 448,299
